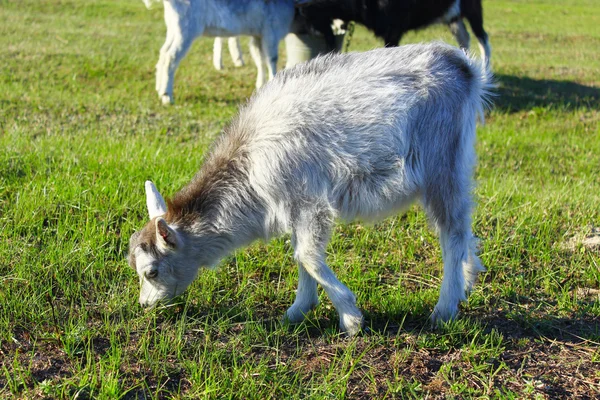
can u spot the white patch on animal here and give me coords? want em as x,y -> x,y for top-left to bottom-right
143,0 -> 299,104
213,37 -> 244,70
128,42 -> 493,336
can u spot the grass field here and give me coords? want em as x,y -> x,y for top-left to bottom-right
1,0 -> 599,398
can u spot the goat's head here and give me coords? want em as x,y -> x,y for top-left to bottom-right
128,181 -> 199,307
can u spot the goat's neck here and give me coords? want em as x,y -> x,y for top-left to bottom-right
169,183 -> 267,267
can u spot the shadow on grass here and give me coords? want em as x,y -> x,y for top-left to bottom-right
342,305 -> 600,348
164,297 -> 599,348
159,289 -> 599,346
476,311 -> 600,344
494,73 -> 600,112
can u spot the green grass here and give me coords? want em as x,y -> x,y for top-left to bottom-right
1,0 -> 599,398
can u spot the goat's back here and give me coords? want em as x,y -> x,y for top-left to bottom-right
213,42 -> 491,221
190,0 -> 295,37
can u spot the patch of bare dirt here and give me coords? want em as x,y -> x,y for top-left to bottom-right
558,226 -> 600,252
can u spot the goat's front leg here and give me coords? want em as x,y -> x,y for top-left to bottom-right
156,31 -> 194,105
383,27 -> 403,47
290,205 -> 364,336
156,29 -> 175,93
283,262 -> 319,324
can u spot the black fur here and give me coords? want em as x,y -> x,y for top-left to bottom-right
298,0 -> 488,51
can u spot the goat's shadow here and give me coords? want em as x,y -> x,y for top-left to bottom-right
170,298 -> 599,346
493,73 -> 599,112
365,307 -> 600,345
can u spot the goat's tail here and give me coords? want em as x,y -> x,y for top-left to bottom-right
464,49 -> 496,125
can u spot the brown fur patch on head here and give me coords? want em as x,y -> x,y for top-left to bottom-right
164,119 -> 253,225
128,219 -> 160,270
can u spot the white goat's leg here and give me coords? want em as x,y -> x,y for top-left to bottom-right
228,37 -> 244,67
249,36 -> 265,88
426,163 -> 484,324
477,35 -> 492,70
261,35 -> 279,82
431,229 -> 469,323
156,29 -> 175,93
448,19 -> 471,51
299,258 -> 363,336
291,205 -> 363,336
463,236 -> 485,294
213,37 -> 224,71
157,33 -> 194,105
283,262 -> 319,324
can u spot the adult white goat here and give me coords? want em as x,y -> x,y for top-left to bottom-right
143,0 -> 301,104
128,43 -> 492,336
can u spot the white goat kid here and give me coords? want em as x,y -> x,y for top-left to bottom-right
128,43 -> 492,336
144,0 -> 296,104
213,37 -> 244,70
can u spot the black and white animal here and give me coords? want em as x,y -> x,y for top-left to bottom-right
128,42 -> 492,336
298,0 -> 491,66
143,0 -> 302,104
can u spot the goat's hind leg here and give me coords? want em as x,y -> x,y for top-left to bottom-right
448,19 -> 471,52
289,203 -> 363,336
425,144 -> 484,325
228,37 -> 244,67
463,1 -> 491,67
249,36 -> 266,88
213,37 -> 224,70
431,216 -> 484,324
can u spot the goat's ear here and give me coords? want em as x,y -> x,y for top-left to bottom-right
145,180 -> 167,219
155,217 -> 179,249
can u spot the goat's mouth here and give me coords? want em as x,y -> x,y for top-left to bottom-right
140,296 -> 172,310
140,287 -> 189,309
139,280 -> 190,308
139,289 -> 173,308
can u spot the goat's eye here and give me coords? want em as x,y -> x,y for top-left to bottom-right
146,269 -> 158,279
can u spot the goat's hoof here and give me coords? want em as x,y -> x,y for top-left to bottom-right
340,312 -> 364,337
283,301 -> 317,324
213,63 -> 224,71
160,94 -> 173,105
233,61 -> 245,68
430,303 -> 459,328
282,310 -> 306,325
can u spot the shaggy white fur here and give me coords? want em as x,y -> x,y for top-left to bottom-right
129,42 -> 493,336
